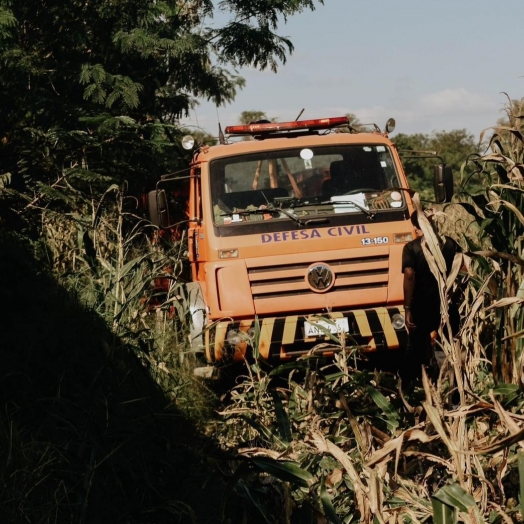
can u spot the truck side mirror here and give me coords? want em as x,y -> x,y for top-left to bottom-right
148,190 -> 170,228
433,164 -> 454,203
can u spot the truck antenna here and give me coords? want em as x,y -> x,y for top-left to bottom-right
218,122 -> 225,145
295,108 -> 305,121
216,105 -> 226,144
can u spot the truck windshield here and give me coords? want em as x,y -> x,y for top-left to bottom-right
210,144 -> 404,225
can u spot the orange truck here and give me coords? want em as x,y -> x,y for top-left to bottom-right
149,116 -> 453,374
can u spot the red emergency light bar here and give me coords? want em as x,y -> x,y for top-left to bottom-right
225,116 -> 349,136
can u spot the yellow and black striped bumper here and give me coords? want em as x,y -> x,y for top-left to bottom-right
204,306 -> 407,364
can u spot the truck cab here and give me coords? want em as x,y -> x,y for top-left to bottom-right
150,116 -> 453,369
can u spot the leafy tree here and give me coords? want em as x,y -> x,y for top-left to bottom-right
183,129 -> 218,147
0,0 -> 324,218
0,4 -> 327,520
239,111 -> 272,124
394,133 -> 431,179
335,112 -> 362,133
0,0 -> 326,349
394,130 -> 479,200
237,110 -> 278,140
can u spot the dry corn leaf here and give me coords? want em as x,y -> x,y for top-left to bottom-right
403,451 -> 454,471
366,433 -> 404,468
406,428 -> 437,443
308,429 -> 370,522
326,468 -> 343,487
472,428 -> 524,454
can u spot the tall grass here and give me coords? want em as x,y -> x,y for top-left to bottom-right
0,182 -> 225,522
36,182 -> 214,417
0,231 -> 217,523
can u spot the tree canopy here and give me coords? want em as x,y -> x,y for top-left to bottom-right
393,129 -> 480,199
239,110 -> 273,124
0,0 -> 324,205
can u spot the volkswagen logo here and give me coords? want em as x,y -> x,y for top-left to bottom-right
306,263 -> 334,292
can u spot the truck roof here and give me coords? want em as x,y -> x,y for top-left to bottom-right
196,131 -> 395,163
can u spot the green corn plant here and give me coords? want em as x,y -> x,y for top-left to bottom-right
217,336 -> 425,522
0,172 -> 11,190
32,174 -> 215,417
431,483 -> 478,524
216,346 -> 524,522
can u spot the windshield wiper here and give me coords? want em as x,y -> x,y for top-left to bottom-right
276,194 -> 377,220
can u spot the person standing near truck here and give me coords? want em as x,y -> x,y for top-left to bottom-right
401,209 -> 462,382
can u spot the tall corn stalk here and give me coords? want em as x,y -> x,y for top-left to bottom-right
455,96 -> 524,386
38,179 -> 208,408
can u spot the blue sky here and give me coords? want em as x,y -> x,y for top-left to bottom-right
180,0 -> 524,140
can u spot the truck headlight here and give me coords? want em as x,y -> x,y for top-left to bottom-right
391,313 -> 405,330
394,233 -> 413,243
219,249 -> 239,259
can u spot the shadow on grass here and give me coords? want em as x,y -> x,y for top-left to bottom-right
0,231 -> 242,523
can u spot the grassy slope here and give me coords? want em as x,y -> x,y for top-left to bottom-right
0,231 -> 236,523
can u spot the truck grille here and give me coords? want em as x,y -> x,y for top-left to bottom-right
247,252 -> 389,301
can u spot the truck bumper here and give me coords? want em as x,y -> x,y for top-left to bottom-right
204,306 -> 407,364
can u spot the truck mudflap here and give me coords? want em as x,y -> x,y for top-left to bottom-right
204,307 -> 407,364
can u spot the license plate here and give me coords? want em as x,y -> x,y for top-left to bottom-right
304,318 -> 349,337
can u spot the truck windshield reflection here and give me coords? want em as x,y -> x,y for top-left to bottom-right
210,144 -> 404,225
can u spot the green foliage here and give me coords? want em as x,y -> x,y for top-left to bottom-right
0,6 -> 16,37
0,172 -> 11,190
213,0 -> 323,72
213,345 -> 524,522
217,354 -> 408,521
80,64 -> 144,109
0,0 -> 323,231
239,110 -> 272,124
335,112 -> 362,133
519,451 -> 524,520
183,128 -> 218,147
394,129 -> 480,200
432,484 -> 477,524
